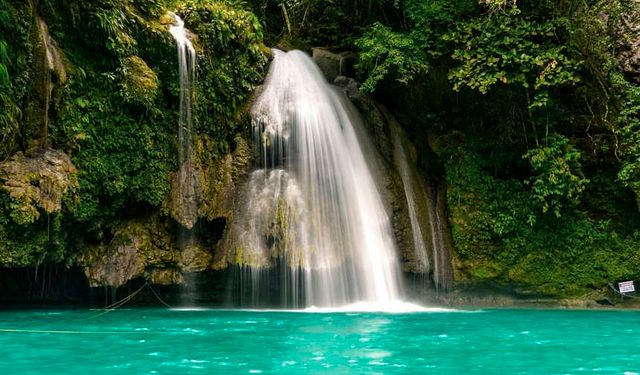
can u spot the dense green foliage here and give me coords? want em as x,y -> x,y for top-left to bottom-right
0,0 -> 266,267
351,0 -> 640,295
1,0 -> 639,298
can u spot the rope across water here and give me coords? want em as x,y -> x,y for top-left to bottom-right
0,283 -> 174,334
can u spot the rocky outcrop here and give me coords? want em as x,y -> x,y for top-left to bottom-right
77,218 -> 214,287
198,135 -> 252,221
166,134 -> 252,229
312,48 -> 357,82
0,149 -> 77,224
168,162 -> 201,230
89,131 -> 253,287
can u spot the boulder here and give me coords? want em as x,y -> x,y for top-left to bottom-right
77,218 -> 215,288
148,268 -> 183,285
312,48 -> 357,82
82,240 -> 145,288
166,132 -> 252,230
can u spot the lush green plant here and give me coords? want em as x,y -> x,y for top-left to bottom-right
0,0 -> 28,160
356,22 -> 428,92
523,134 -> 589,217
446,8 -> 581,109
56,76 -> 173,225
179,0 -> 267,153
617,79 -> 640,205
356,0 -> 474,91
0,39 -> 8,83
0,192 -> 67,267
444,139 -> 639,295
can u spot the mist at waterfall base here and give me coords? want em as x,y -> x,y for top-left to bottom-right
2,308 -> 640,374
224,49 -> 415,310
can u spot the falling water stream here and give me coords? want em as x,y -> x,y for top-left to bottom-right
391,124 -> 453,289
392,125 -> 430,275
168,13 -> 199,306
36,16 -> 64,148
228,50 -> 409,309
169,12 -> 198,230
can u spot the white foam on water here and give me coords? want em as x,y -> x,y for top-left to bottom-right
302,301 -> 455,313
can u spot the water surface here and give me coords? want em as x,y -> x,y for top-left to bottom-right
1,308 -> 639,374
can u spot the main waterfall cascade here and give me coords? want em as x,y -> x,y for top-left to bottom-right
227,49 -> 407,309
169,13 -> 199,229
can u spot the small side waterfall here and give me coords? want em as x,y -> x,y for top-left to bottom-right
169,13 -> 198,229
392,126 -> 430,275
35,16 -> 65,149
391,124 -> 453,290
227,50 -> 406,309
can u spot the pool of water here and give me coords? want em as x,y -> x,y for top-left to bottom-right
1,308 -> 639,374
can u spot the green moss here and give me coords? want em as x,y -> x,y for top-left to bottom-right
444,140 -> 640,296
121,55 -> 159,106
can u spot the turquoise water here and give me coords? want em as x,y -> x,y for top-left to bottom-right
1,308 -> 639,374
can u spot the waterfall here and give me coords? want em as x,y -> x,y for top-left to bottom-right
228,50 -> 406,309
392,125 -> 430,275
391,124 -> 454,290
36,16 -> 65,149
169,13 -> 198,229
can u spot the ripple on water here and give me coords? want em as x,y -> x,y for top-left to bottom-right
2,308 -> 640,374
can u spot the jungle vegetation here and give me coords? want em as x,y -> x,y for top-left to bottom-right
1,0 -> 639,297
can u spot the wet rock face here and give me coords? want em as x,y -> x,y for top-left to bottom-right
165,134 -> 252,230
25,15 -> 68,149
0,149 -> 77,224
312,48 -> 357,82
82,239 -> 144,288
335,76 -> 454,289
334,77 -> 393,162
167,162 -> 202,230
77,219 -> 214,288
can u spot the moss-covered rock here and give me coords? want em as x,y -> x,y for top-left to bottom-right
148,268 -> 183,285
198,135 -> 252,220
121,56 -> 159,106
